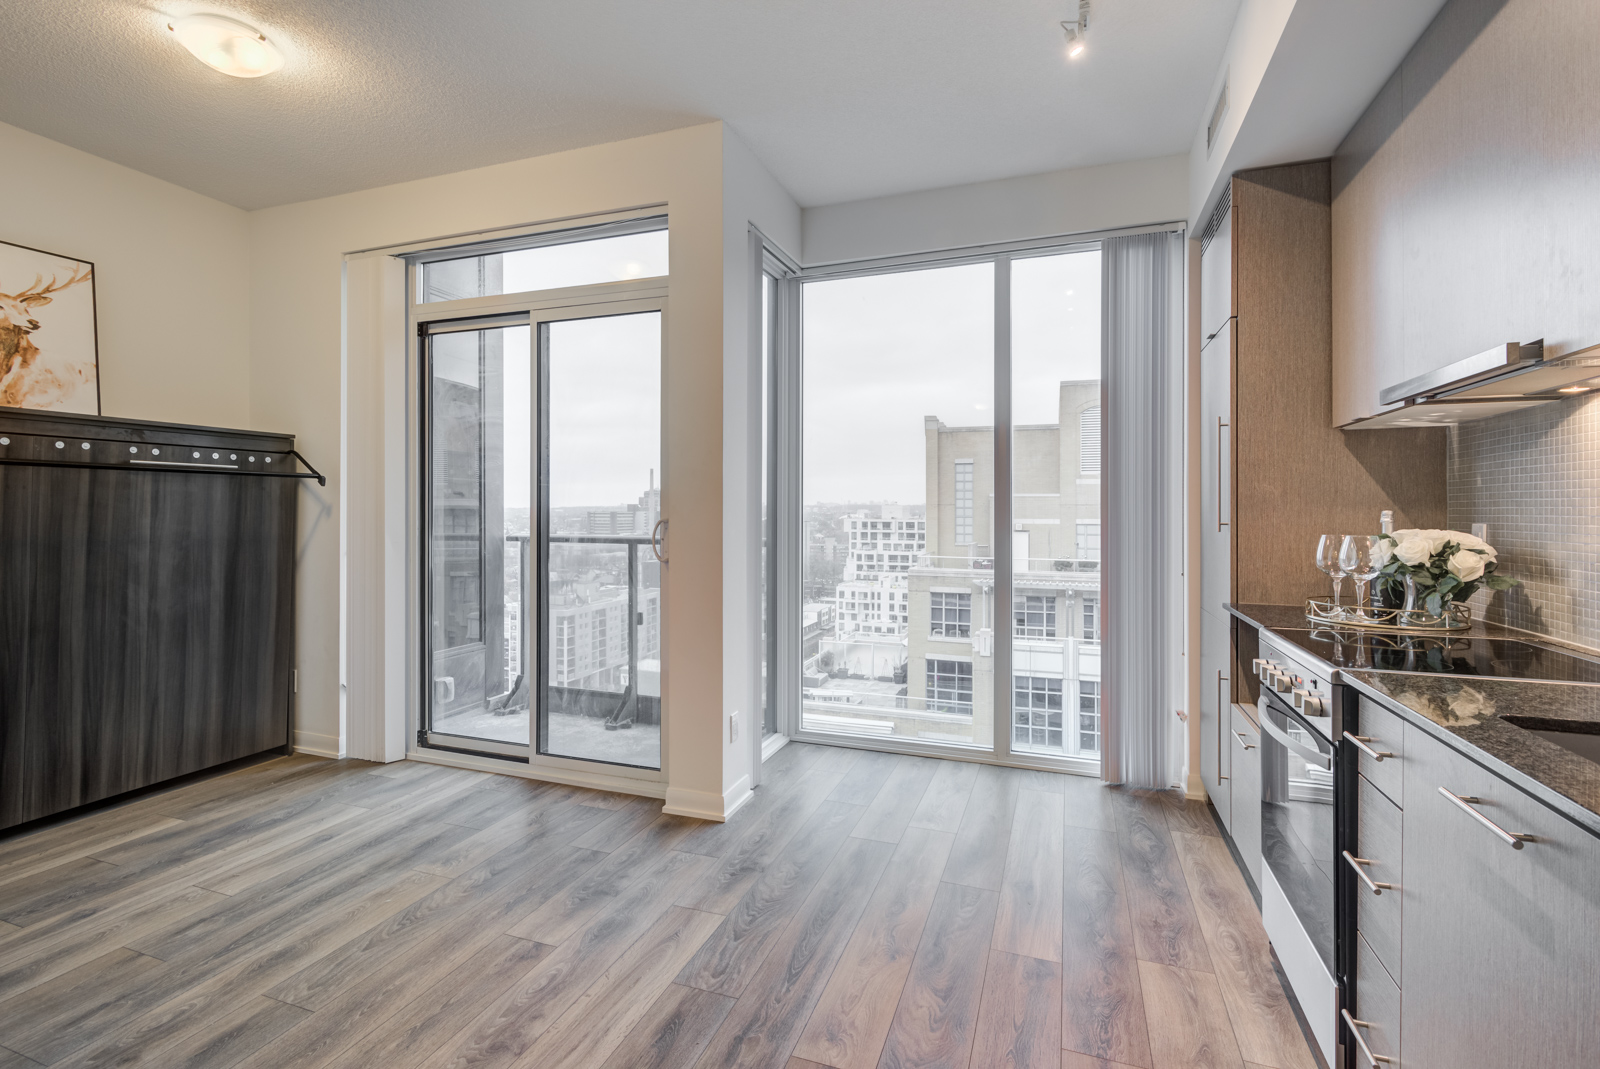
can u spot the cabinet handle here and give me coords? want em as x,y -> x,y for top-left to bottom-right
1343,732 -> 1394,762
1216,417 -> 1230,531
1342,850 -> 1395,895
1234,731 -> 1256,751
1216,671 -> 1228,782
1437,788 -> 1534,849
1341,1009 -> 1397,1065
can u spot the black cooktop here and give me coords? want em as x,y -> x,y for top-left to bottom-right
1272,628 -> 1600,684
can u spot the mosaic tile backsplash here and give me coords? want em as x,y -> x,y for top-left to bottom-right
1448,392 -> 1600,650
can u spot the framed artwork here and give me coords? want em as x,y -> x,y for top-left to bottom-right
0,239 -> 100,413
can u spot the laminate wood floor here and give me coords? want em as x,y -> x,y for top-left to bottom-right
0,745 -> 1319,1069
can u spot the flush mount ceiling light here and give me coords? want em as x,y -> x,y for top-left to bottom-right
1061,0 -> 1091,59
167,14 -> 283,78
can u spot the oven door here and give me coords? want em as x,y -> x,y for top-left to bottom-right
1260,688 -> 1337,975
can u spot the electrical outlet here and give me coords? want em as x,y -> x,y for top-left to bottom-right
1471,523 -> 1488,543
729,712 -> 740,743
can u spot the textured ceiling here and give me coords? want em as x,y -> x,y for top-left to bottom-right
0,0 -> 1242,210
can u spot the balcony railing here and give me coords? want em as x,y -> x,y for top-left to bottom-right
499,533 -> 658,729
915,554 -> 1099,574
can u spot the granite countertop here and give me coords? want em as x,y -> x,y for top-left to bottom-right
1341,672 -> 1600,838
1225,602 -> 1600,838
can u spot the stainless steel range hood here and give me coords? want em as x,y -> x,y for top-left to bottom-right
1343,340 -> 1600,429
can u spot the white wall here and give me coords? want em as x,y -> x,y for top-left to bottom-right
720,129 -> 801,809
249,123 -> 735,814
0,121 -> 251,426
802,154 -> 1188,266
1188,0 -> 1448,227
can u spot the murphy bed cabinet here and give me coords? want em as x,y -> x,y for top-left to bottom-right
1345,694 -> 1600,1069
1196,160 -> 1447,837
0,410 -> 299,831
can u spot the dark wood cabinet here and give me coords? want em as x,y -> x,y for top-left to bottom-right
0,409 -> 300,831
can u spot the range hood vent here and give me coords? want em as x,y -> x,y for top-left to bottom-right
1345,339 -> 1600,429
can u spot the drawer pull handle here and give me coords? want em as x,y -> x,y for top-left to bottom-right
1234,731 -> 1256,751
1342,1009 -> 1397,1065
1344,732 -> 1394,762
1438,788 -> 1534,849
1342,851 -> 1395,895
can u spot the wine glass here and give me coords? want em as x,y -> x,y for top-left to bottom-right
1316,534 -> 1348,615
1340,534 -> 1382,620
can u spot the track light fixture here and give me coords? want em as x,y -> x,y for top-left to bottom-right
1061,0 -> 1091,59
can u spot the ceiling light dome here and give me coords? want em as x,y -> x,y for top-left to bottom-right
168,14 -> 283,78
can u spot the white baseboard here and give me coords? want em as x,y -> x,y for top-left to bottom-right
663,774 -> 751,823
294,731 -> 342,758
407,749 -> 667,799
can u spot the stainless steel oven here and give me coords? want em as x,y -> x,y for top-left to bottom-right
1255,633 -> 1343,1066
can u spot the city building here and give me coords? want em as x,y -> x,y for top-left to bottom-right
905,380 -> 1102,757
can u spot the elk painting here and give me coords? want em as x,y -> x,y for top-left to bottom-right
0,240 -> 100,413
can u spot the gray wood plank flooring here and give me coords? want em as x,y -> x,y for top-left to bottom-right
0,746 -> 1314,1069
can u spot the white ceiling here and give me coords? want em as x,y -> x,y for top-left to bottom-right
0,0 -> 1242,211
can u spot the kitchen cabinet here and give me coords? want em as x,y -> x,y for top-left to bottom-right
1396,720 -> 1600,1069
1197,161 -> 1444,876
1199,608 -> 1231,831
1332,0 -> 1600,426
1197,161 -> 1444,621
1229,699 -> 1261,886
1199,319 -> 1231,619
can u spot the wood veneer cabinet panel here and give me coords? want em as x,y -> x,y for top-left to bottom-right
1230,163 -> 1446,608
0,413 -> 296,830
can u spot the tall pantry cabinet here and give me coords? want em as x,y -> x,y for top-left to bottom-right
1195,161 -> 1446,847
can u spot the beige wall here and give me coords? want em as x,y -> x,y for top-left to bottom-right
248,123 -> 740,813
0,121 -> 251,427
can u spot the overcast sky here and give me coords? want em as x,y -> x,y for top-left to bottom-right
435,243 -> 1097,516
803,250 -> 1100,505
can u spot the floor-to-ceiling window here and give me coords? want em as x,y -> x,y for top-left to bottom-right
791,243 -> 1101,770
800,261 -> 995,750
1008,248 -> 1102,761
414,218 -> 668,773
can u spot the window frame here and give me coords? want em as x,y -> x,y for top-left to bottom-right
406,219 -> 671,785
773,222 -> 1181,775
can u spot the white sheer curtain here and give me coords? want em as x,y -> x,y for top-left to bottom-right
1099,231 -> 1185,788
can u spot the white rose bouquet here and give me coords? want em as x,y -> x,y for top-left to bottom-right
1374,529 -> 1517,616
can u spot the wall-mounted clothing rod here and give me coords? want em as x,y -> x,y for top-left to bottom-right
0,448 -> 326,486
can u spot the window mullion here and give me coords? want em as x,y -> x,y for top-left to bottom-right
993,255 -> 1013,763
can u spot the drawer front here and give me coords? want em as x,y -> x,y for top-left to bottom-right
1354,697 -> 1405,805
1352,930 -> 1401,1068
1354,774 -> 1403,983
1229,702 -> 1262,887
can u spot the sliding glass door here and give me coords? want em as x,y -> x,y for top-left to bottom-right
414,217 -> 669,774
793,244 -> 1102,770
424,320 -> 532,749
539,312 -> 663,769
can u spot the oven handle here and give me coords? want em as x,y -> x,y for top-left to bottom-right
1259,707 -> 1332,771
